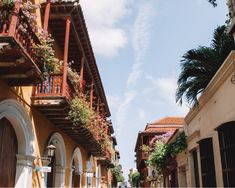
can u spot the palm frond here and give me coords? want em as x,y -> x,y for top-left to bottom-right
207,0 -> 217,7
176,25 -> 235,107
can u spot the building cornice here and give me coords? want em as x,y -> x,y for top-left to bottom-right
185,51 -> 235,124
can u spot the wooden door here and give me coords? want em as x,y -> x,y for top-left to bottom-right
0,118 -> 18,187
72,172 -> 80,188
72,160 -> 80,188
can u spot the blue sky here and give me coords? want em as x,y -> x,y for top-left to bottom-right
80,0 -> 227,179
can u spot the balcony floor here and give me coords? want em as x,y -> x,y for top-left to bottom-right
0,36 -> 43,85
32,96 -> 104,156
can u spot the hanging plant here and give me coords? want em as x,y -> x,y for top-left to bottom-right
0,0 -> 59,75
0,0 -> 40,33
35,33 -> 59,74
53,60 -> 63,74
0,0 -> 15,32
68,96 -> 95,127
67,66 -> 80,91
112,165 -> 124,182
140,144 -> 151,153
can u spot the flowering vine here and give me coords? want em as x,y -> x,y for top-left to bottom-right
0,0 -> 59,75
146,132 -> 187,175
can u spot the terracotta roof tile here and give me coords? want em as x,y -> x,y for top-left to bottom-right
145,125 -> 182,133
149,116 -> 184,126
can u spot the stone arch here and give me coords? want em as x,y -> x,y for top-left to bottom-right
45,132 -> 66,188
69,147 -> 83,187
85,155 -> 94,188
0,99 -> 35,187
0,99 -> 35,155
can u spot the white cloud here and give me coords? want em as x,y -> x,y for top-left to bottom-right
89,28 -> 127,57
80,0 -> 130,57
138,108 -> 146,122
115,0 -> 154,136
116,90 -> 137,136
106,94 -> 122,112
144,74 -> 189,115
127,0 -> 154,87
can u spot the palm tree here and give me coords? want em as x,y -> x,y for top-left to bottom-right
207,0 -> 217,7
176,25 -> 235,106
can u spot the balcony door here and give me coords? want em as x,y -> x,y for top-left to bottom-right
0,118 -> 18,187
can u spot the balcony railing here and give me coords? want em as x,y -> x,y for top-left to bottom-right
33,74 -> 74,102
32,73 -> 105,156
137,151 -> 149,167
0,2 -> 43,85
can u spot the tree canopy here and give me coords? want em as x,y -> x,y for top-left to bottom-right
176,25 -> 235,106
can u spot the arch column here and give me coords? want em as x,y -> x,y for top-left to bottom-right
96,164 -> 101,188
69,147 -> 83,187
0,99 -> 35,188
44,132 -> 66,188
15,154 -> 35,188
54,165 -> 66,187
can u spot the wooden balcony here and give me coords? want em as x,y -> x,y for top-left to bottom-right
31,74 -> 104,156
136,151 -> 149,168
97,150 -> 114,168
40,1 -> 111,117
0,2 -> 43,85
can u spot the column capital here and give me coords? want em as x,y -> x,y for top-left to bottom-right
55,165 -> 66,174
16,154 -> 35,167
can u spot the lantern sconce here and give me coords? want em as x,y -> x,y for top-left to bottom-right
36,144 -> 56,163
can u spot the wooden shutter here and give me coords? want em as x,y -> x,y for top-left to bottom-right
0,118 -> 18,187
198,138 -> 216,187
192,149 -> 200,187
217,122 -> 235,187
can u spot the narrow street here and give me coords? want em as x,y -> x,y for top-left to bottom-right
0,0 -> 234,187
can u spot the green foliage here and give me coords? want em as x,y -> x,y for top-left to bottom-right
170,132 -> 187,155
68,96 -> 95,127
146,141 -> 171,173
147,132 -> 187,174
67,67 -> 80,91
112,165 -> 124,183
0,0 -> 59,74
0,0 -> 15,32
53,61 -> 63,74
176,25 -> 235,106
35,34 -> 59,73
131,171 -> 140,187
140,144 -> 151,153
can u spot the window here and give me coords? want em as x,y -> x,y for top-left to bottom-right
198,138 -> 216,187
192,149 -> 200,187
217,122 -> 235,187
142,135 -> 148,145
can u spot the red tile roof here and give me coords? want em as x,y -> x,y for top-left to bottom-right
144,117 -> 184,133
149,116 -> 184,125
134,117 -> 184,152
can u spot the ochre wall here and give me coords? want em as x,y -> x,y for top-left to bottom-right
0,81 -> 90,187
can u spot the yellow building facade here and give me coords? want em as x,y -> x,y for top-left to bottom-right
0,0 -> 118,187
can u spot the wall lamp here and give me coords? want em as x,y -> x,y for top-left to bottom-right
37,144 -> 56,163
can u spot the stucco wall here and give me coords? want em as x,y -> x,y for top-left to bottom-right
185,51 -> 235,187
0,81 -> 91,187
